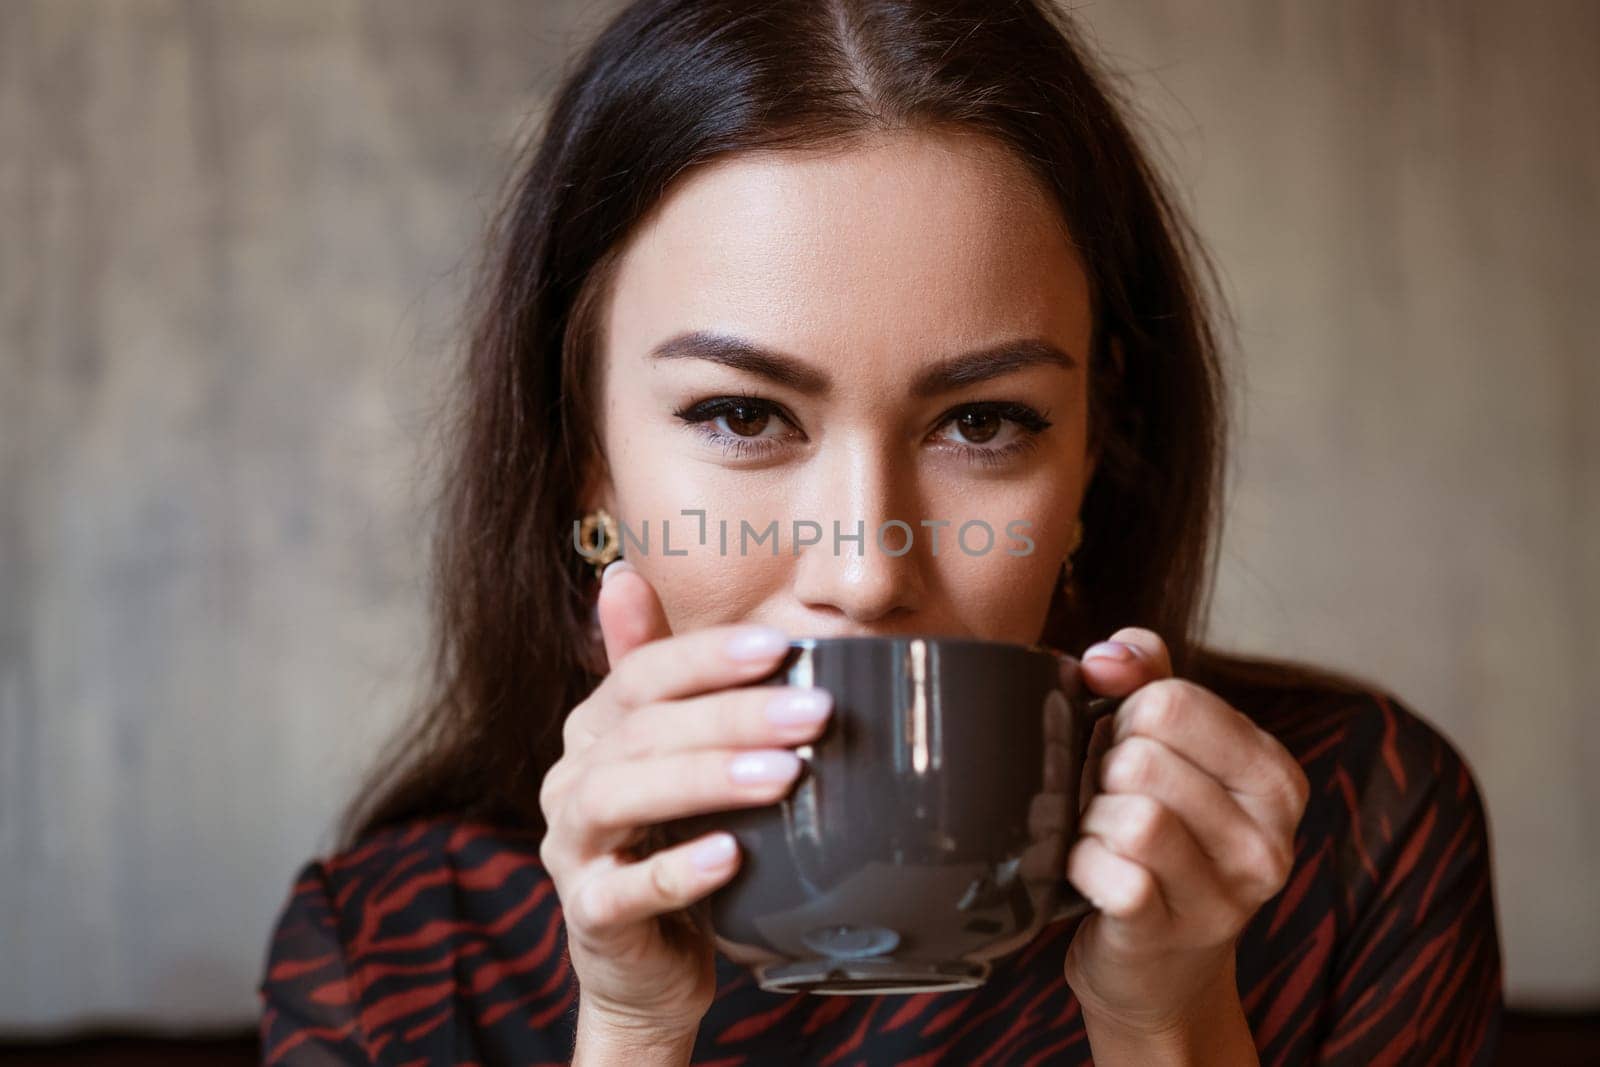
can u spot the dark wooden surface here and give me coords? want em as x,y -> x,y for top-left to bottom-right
2,1013 -> 1599,1065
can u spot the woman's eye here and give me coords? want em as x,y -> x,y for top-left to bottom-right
934,402 -> 1054,466
950,408 -> 1003,444
718,402 -> 774,437
672,395 -> 795,458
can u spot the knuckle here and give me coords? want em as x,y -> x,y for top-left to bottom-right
1286,763 -> 1312,812
537,833 -> 557,872
1269,852 -> 1294,891
610,712 -> 650,760
649,853 -> 684,904
1106,737 -> 1156,791
1252,747 -> 1308,815
1241,735 -> 1305,809
570,774 -> 609,832
561,712 -> 584,751
1133,682 -> 1183,735
1241,748 -> 1276,791
612,644 -> 668,709
610,664 -> 648,710
1241,832 -> 1291,894
1269,838 -> 1295,884
540,758 -> 573,808
1121,796 -> 1167,855
576,879 -> 611,928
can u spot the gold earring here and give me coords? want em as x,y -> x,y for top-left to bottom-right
577,507 -> 621,579
1060,518 -> 1084,596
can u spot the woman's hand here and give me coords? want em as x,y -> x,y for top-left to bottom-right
537,559 -> 830,1048
1063,628 -> 1310,1060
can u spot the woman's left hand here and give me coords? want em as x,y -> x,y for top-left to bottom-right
1063,627 -> 1310,1048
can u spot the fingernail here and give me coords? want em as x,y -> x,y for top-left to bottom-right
727,749 -> 802,783
1082,641 -> 1137,664
600,558 -> 634,586
725,625 -> 789,661
765,688 -> 832,726
691,833 -> 737,870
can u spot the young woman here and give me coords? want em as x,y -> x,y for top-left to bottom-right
258,1 -> 1503,1063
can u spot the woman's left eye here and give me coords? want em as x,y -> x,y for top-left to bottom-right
933,402 -> 1054,467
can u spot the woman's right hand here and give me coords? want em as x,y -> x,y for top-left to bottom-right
537,558 -> 832,1043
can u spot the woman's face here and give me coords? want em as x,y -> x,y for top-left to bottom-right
587,128 -> 1098,644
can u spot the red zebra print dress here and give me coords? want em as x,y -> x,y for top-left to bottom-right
259,679 -> 1502,1065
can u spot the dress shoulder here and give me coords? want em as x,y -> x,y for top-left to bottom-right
258,817 -> 577,1065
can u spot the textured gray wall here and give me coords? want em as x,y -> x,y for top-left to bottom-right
1,0 -> 1595,1032
0,0 -> 597,1031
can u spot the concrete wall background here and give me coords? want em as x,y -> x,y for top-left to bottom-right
1,0 -> 1594,1031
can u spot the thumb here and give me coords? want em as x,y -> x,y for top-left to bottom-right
596,558 -> 673,672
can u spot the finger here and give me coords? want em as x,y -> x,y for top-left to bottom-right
562,746 -> 805,858
1099,734 -> 1294,902
1111,679 -> 1309,832
567,830 -> 742,935
1066,834 -> 1166,927
611,622 -> 795,709
596,685 -> 833,763
565,621 -> 794,751
597,558 -> 672,671
1076,626 -> 1173,695
545,684 -> 829,816
1078,793 -> 1230,926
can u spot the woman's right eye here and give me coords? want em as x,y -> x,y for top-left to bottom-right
672,396 -> 799,458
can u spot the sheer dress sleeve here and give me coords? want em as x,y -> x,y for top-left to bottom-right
258,860 -> 374,1065
1315,693 -> 1503,1065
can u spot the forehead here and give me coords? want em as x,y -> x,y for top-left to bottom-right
603,129 -> 1093,366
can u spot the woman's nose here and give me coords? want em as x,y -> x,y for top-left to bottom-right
790,445 -> 924,625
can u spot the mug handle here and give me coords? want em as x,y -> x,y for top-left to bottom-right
1049,693 -> 1123,923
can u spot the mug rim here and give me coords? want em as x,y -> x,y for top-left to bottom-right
784,632 -> 1074,661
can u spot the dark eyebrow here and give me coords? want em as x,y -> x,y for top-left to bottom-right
908,338 -> 1078,398
650,331 -> 831,394
649,330 -> 1077,398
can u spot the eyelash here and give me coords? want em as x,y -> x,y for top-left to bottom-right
670,392 -> 1054,468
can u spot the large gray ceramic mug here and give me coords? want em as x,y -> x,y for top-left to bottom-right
650,634 -> 1121,996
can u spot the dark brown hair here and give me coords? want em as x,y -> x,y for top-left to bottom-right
338,0 -> 1374,850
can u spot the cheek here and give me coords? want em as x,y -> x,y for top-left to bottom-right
916,474 -> 1079,638
640,546 -> 788,636
607,462 -> 790,632
931,544 -> 1062,639
919,472 -> 1081,559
